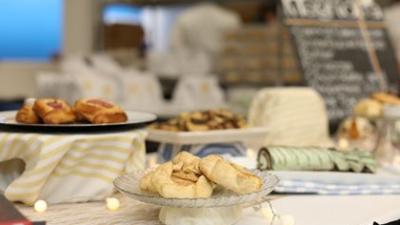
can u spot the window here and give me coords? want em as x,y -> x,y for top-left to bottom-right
0,0 -> 63,61
103,4 -> 142,25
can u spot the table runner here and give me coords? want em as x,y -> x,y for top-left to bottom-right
0,131 -> 146,205
16,195 -> 272,225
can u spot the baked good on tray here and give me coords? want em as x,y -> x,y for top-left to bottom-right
200,155 -> 262,194
15,98 -> 128,125
33,98 -> 76,124
353,92 -> 400,118
372,92 -> 400,105
74,98 -> 127,124
151,109 -> 246,132
15,99 -> 41,124
139,152 -> 263,198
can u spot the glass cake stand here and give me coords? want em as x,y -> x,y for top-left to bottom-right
114,170 -> 279,225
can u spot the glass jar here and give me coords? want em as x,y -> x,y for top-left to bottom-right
375,105 -> 400,166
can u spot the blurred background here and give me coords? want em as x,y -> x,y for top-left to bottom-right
1,0 -> 400,128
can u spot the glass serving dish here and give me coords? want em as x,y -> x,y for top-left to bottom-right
114,169 -> 279,208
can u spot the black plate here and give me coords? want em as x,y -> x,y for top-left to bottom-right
0,111 -> 157,133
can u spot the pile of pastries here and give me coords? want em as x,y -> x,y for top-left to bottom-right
353,92 -> 400,118
16,98 -> 127,125
140,152 -> 263,198
151,109 -> 247,132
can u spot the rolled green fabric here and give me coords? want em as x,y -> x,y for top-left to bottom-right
257,146 -> 377,173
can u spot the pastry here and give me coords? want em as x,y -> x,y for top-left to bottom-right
338,117 -> 374,140
140,152 -> 263,198
199,155 -> 262,194
372,92 -> 400,105
151,109 -> 247,132
141,152 -> 213,198
150,162 -> 214,198
139,170 -> 157,194
353,98 -> 383,118
33,98 -> 76,124
74,98 -> 127,124
171,151 -> 201,175
15,99 -> 41,124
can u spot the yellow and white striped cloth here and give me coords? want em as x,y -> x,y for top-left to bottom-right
0,130 -> 146,205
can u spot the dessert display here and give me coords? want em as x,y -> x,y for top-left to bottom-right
139,152 -> 263,198
372,92 -> 400,105
15,98 -> 127,125
257,147 -> 377,173
150,109 -> 246,132
353,98 -> 383,118
353,92 -> 400,118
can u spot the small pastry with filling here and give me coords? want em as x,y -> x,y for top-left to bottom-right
33,98 -> 76,124
16,98 -> 41,124
74,98 -> 127,124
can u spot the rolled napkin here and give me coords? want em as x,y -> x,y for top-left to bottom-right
257,146 -> 377,173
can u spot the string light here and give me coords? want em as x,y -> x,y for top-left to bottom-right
260,206 -> 274,222
255,201 -> 296,225
247,148 -> 256,159
338,138 -> 349,150
34,200 -> 48,213
280,215 -> 295,225
106,197 -> 120,211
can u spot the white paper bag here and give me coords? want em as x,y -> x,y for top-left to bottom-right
172,76 -> 225,110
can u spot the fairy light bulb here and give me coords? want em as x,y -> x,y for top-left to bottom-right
34,200 -> 47,213
280,215 -> 295,225
106,197 -> 120,211
247,148 -> 256,159
338,138 -> 349,150
261,206 -> 274,223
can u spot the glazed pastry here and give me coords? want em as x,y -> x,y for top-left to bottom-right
72,107 -> 88,123
33,98 -> 76,124
15,99 -> 41,124
199,155 -> 262,194
74,98 -> 127,124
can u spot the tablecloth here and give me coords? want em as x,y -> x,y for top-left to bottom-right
0,130 -> 147,205
16,195 -> 400,225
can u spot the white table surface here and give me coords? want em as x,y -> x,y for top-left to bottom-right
272,195 -> 400,225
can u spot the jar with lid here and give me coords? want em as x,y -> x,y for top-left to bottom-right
375,105 -> 400,166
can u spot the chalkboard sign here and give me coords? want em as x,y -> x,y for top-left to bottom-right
281,0 -> 400,122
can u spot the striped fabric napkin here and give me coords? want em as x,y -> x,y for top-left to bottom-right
0,131 -> 146,205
